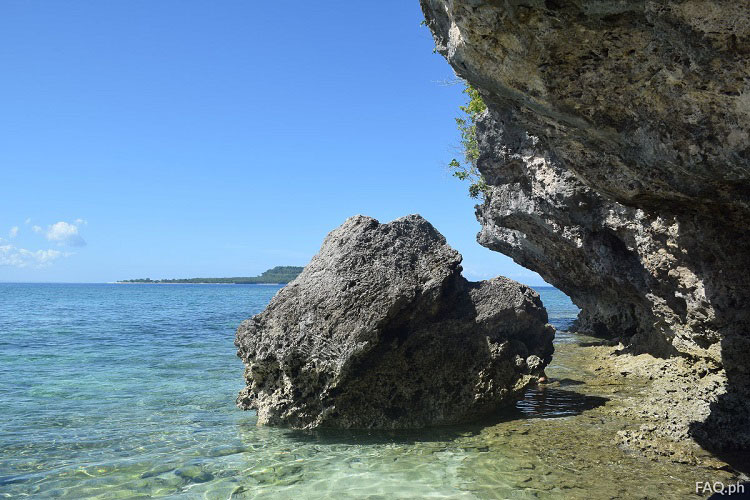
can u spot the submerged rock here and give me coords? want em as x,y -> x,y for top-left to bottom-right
235,215 -> 554,429
420,0 -> 750,452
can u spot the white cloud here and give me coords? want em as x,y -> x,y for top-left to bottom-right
9,226 -> 19,238
46,221 -> 86,247
75,218 -> 88,225
32,225 -> 42,233
24,218 -> 32,225
0,244 -> 64,268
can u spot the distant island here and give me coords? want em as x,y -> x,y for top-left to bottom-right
118,266 -> 304,284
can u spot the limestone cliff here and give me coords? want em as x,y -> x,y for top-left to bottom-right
421,0 -> 749,452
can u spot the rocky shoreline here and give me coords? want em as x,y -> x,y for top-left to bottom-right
451,331 -> 748,498
586,344 -> 750,471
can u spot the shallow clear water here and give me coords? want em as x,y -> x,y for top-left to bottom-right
0,283 -> 716,499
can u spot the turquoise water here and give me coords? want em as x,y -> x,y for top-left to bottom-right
0,283 -> 580,499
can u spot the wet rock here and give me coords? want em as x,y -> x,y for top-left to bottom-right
174,465 -> 213,483
421,0 -> 750,452
235,215 -> 554,429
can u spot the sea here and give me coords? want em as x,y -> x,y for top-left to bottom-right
0,283 -> 705,499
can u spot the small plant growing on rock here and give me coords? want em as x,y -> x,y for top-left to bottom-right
449,84 -> 491,200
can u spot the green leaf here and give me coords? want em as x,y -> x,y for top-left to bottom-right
447,82 -> 489,201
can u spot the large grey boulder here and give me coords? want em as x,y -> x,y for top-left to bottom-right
235,215 -> 554,429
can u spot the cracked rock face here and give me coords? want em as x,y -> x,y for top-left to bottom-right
421,0 -> 750,451
235,215 -> 554,429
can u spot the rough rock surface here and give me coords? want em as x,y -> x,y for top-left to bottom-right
421,0 -> 750,452
235,215 -> 554,429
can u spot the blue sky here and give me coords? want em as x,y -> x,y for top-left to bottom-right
0,1 -> 545,285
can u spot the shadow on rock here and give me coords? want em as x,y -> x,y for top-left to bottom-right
554,378 -> 586,387
689,227 -> 750,464
238,387 -> 609,447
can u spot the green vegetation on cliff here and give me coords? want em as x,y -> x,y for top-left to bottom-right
449,84 -> 490,200
119,266 -> 303,284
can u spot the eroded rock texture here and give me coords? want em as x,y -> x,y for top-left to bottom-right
235,215 -> 554,429
421,0 -> 750,451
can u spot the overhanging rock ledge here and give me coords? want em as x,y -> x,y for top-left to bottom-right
420,0 -> 750,453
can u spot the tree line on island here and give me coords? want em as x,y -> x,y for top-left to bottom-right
118,266 -> 304,284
